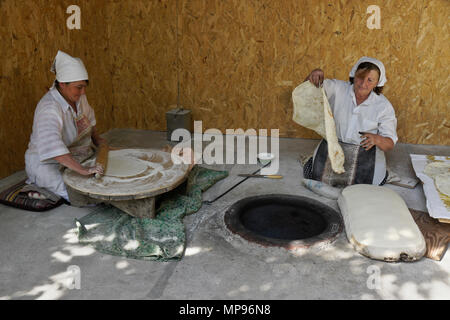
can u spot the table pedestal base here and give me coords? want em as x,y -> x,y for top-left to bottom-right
67,187 -> 156,219
109,197 -> 156,219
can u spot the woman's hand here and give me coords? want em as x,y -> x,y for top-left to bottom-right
305,68 -> 324,88
360,132 -> 378,150
54,153 -> 104,176
360,132 -> 394,152
86,164 -> 104,176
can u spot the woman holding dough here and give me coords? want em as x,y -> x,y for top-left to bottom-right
25,50 -> 105,201
303,56 -> 398,186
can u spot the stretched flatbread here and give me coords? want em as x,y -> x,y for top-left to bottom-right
424,161 -> 450,178
435,173 -> 450,197
292,81 -> 345,174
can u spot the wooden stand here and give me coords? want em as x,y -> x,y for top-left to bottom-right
110,197 -> 156,219
67,186 -> 156,218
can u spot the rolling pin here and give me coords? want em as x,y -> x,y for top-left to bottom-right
94,143 -> 109,179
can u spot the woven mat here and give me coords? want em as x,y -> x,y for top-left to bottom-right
409,209 -> 450,261
0,178 -> 64,212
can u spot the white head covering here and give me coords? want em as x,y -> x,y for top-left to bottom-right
50,50 -> 88,85
349,56 -> 386,87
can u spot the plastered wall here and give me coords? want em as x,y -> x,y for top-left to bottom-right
0,0 -> 448,178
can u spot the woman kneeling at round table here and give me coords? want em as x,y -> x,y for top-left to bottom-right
25,51 -> 104,201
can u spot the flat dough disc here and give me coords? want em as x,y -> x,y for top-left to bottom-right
105,156 -> 147,178
435,172 -> 450,196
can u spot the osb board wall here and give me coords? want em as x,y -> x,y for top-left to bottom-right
105,1 -> 178,131
0,0 -> 113,180
178,0 -> 265,131
178,0 -> 449,143
0,0 -> 178,179
0,0 -> 448,179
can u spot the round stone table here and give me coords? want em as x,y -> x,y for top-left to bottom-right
63,148 -> 190,218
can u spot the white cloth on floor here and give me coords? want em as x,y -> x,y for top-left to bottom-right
338,184 -> 426,262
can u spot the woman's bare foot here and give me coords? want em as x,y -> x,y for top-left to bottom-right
28,191 -> 47,200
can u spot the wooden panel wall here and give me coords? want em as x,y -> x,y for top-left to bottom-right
0,0 -> 177,179
177,0 -> 449,143
178,0 -> 264,131
105,0 -> 178,132
0,0 -> 448,179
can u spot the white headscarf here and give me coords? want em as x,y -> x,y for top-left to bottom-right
349,56 -> 386,87
50,50 -> 88,86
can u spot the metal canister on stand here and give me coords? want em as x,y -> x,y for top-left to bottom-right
166,106 -> 192,142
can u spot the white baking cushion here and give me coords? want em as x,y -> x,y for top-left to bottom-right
338,184 -> 426,262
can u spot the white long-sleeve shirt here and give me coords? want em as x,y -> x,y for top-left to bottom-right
26,88 -> 96,162
25,88 -> 96,199
323,79 -> 398,145
320,79 -> 398,184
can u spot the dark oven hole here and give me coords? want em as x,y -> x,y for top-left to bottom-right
224,194 -> 343,249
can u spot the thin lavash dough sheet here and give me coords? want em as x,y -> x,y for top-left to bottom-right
424,161 -> 450,178
292,81 -> 345,174
104,155 -> 148,178
409,154 -> 450,219
423,161 -> 450,197
435,172 -> 450,196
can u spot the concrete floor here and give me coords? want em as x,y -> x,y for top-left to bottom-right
1,130 -> 449,300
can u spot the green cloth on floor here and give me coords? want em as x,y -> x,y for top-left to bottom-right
75,166 -> 228,261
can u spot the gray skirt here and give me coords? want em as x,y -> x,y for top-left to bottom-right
303,139 -> 387,186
